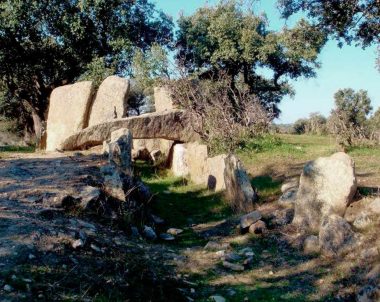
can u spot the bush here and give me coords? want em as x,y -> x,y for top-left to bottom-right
165,74 -> 273,154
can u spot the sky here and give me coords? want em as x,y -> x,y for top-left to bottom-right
153,0 -> 380,124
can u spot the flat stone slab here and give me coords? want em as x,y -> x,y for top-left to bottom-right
61,110 -> 199,151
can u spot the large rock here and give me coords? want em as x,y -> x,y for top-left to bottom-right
171,144 -> 189,177
293,152 -> 357,233
187,142 -> 209,185
46,81 -> 95,151
133,138 -> 174,163
88,76 -> 130,126
154,86 -> 176,112
61,110 -> 198,150
224,154 -> 257,213
108,128 -> 132,175
319,214 -> 356,257
207,154 -> 227,191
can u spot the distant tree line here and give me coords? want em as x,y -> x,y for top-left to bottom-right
291,88 -> 380,147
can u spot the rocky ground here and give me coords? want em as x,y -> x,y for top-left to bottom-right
0,151 -> 379,301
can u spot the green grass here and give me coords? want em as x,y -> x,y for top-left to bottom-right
0,145 -> 35,153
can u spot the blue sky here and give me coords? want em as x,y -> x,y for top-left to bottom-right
154,0 -> 380,123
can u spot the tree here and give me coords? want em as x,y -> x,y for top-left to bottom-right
328,88 -> 373,146
175,0 -> 326,117
0,0 -> 173,146
278,0 -> 380,66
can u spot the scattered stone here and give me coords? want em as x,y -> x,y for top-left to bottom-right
209,295 -> 226,302
159,233 -> 175,241
293,152 -> 357,233
90,243 -> 102,253
319,215 -> 356,257
143,226 -> 157,241
28,253 -> 36,260
72,239 -> 84,249
269,208 -> 295,227
79,186 -> 101,210
303,235 -> 320,254
224,154 -> 258,213
204,241 -> 230,251
279,189 -> 297,204
4,284 -> 13,292
150,214 -> 165,225
167,228 -> 184,236
240,211 -> 262,229
223,253 -> 241,262
215,250 -> 225,257
223,261 -> 245,271
248,220 -> 267,234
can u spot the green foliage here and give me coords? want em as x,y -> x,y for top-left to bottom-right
176,0 -> 326,116
131,44 -> 170,96
0,0 -> 173,132
278,0 -> 380,48
292,112 -> 327,135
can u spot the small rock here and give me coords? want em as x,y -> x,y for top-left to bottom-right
279,189 -> 297,204
143,226 -> 157,240
209,295 -> 226,302
28,253 -> 36,260
90,243 -> 102,253
353,213 -> 373,230
303,235 -> 320,254
239,247 -> 254,256
204,241 -> 229,251
223,261 -> 244,271
223,253 -> 241,262
215,250 -> 225,257
248,220 -> 267,234
160,233 -> 175,241
167,228 -> 184,235
79,186 -> 101,210
151,214 -> 165,225
240,211 -> 262,229
4,284 -> 13,292
72,239 -> 84,249
190,288 -> 195,294
131,226 -> 140,238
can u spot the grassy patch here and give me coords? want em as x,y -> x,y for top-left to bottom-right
251,175 -> 282,202
0,145 -> 35,153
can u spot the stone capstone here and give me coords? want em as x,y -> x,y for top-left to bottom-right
88,76 -> 130,126
61,110 -> 198,150
293,152 -> 357,233
46,81 -> 95,151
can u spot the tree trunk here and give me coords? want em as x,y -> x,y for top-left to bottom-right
22,100 -> 46,150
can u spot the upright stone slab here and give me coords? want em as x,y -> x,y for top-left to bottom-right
108,128 -> 133,175
171,144 -> 189,177
224,154 -> 257,213
46,81 -> 94,151
133,138 -> 174,162
207,154 -> 227,191
154,86 -> 176,112
187,142 -> 209,185
293,152 -> 357,233
88,76 -> 130,126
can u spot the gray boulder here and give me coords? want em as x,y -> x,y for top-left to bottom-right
319,214 -> 356,257
107,128 -> 132,175
240,211 -> 262,229
293,152 -> 357,233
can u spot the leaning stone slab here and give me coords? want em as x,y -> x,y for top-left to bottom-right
61,110 -> 198,150
293,152 -> 357,233
46,81 -> 94,151
207,154 -> 227,191
224,154 -> 257,213
88,76 -> 130,126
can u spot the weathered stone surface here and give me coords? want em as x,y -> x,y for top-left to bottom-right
171,144 -> 189,177
88,76 -> 130,126
303,235 -> 320,254
248,220 -> 267,234
154,86 -> 176,112
224,154 -> 257,213
240,211 -> 262,229
207,154 -> 227,191
62,110 -> 198,150
319,214 -> 356,257
293,152 -> 357,233
46,81 -> 95,151
281,178 -> 299,193
133,138 -> 174,162
100,165 -> 131,202
187,142 -> 209,185
108,128 -> 132,174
